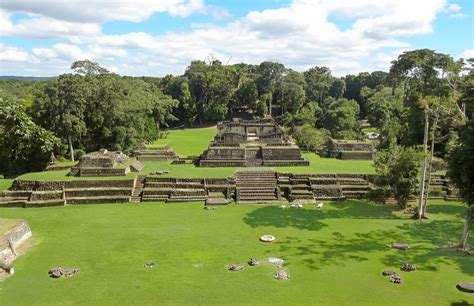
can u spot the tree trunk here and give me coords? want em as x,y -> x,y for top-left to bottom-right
422,109 -> 439,216
459,205 -> 472,250
417,111 -> 430,221
68,135 -> 75,162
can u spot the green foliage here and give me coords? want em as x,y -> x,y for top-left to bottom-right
293,124 -> 330,153
374,144 -> 420,208
0,94 -> 61,175
322,97 -> 360,139
448,120 -> 474,205
32,69 -> 178,153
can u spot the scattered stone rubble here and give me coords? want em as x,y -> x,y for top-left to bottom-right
48,267 -> 80,278
274,269 -> 290,281
382,270 -> 403,284
400,262 -> 417,272
227,263 -> 244,271
248,258 -> 259,266
391,242 -> 409,250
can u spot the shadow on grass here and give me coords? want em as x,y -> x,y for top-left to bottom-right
243,201 -> 473,275
243,200 -> 401,231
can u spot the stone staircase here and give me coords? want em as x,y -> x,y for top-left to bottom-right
131,175 -> 146,202
235,170 -> 280,203
287,176 -> 314,201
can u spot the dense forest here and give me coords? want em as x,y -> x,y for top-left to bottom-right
0,49 -> 473,176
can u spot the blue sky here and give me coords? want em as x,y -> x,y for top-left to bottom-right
0,0 -> 472,76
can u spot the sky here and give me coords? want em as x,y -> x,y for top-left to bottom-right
0,0 -> 472,77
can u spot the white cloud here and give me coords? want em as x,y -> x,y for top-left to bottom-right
0,0 -> 455,76
447,3 -> 462,11
0,44 -> 32,62
0,0 -> 206,23
461,49 -> 474,59
0,11 -> 101,39
32,43 -> 88,61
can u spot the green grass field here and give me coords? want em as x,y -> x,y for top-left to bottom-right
0,200 -> 472,305
0,179 -> 14,191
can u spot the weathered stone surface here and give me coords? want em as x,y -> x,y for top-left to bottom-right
260,235 -> 276,242
199,118 -> 308,167
400,262 -> 416,272
390,274 -> 403,284
382,270 -> 396,276
391,242 -> 409,250
48,267 -> 80,278
228,263 -> 244,271
268,257 -> 284,267
456,282 -> 474,293
248,258 -> 259,266
274,269 -> 290,280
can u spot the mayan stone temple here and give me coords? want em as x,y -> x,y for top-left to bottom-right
198,118 -> 309,167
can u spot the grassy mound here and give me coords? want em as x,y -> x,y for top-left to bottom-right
0,200 -> 472,305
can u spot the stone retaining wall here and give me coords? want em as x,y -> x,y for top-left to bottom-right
0,220 -> 32,264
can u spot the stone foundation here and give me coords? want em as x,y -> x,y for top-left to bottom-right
0,220 -> 32,265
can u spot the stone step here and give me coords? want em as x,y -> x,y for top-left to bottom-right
67,196 -> 130,204
25,199 -> 65,207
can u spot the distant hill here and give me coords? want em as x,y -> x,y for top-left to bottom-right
0,76 -> 56,81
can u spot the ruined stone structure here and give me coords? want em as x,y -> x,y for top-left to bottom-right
0,170 -> 461,207
132,145 -> 178,162
199,118 -> 308,167
0,220 -> 32,272
69,149 -> 144,177
328,139 -> 375,160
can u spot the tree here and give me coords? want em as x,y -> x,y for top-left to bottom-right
31,74 -> 89,161
304,66 -> 332,106
293,124 -> 330,153
448,120 -> 474,250
374,145 -> 420,209
322,97 -> 360,139
0,93 -> 61,175
71,59 -> 109,76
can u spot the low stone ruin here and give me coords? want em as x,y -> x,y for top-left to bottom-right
391,242 -> 409,250
48,267 -> 80,278
456,282 -> 474,293
248,258 -> 259,266
274,269 -> 290,281
400,262 -> 417,272
327,139 -> 375,160
132,145 -> 178,162
228,263 -> 244,271
198,118 -> 308,167
69,149 -> 144,177
382,270 -> 403,284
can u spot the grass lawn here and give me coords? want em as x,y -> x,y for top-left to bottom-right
0,179 -> 14,191
151,126 -> 217,157
0,200 -> 472,305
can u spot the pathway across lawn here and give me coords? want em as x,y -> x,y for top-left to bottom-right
0,200 -> 472,305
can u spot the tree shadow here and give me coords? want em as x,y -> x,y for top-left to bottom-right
243,200 -> 401,232
450,301 -> 472,306
243,201 -> 473,275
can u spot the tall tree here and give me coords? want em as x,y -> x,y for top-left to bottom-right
448,120 -> 474,250
31,74 -> 88,161
0,93 -> 61,175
